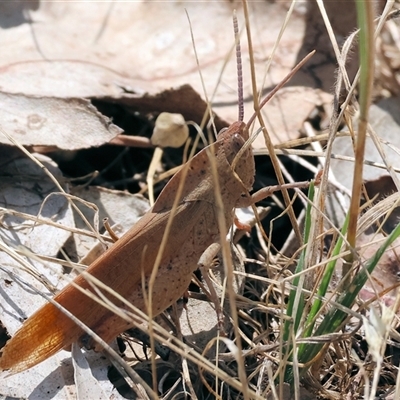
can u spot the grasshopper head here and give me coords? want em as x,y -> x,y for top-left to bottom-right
217,121 -> 255,193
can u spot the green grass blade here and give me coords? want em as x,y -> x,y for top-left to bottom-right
301,214 -> 350,343
285,222 -> 400,383
282,182 -> 315,341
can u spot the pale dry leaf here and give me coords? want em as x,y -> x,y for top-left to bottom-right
0,2 -> 302,100
0,92 -> 122,150
0,1 -> 358,144
329,97 -> 400,226
332,100 -> 400,185
250,87 -> 332,149
0,60 -> 141,99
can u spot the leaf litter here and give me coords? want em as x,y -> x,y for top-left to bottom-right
0,1 -> 399,399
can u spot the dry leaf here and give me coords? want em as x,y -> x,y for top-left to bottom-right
332,100 -> 400,188
0,1 -> 360,145
0,93 -> 122,150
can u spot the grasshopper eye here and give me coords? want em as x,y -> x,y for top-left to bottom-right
232,133 -> 245,151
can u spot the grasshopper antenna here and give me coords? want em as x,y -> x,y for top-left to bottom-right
233,11 -> 244,123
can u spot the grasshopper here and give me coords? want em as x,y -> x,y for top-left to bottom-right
0,29 -> 315,375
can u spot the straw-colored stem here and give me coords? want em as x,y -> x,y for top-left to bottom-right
346,1 -> 375,258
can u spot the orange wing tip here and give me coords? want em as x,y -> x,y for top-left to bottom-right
0,302 -> 73,374
0,329 -> 68,374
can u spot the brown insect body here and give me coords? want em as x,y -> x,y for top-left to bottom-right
0,121 -> 255,373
